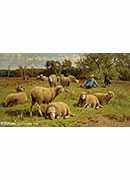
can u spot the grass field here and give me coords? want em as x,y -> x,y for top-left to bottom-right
0,77 -> 130,127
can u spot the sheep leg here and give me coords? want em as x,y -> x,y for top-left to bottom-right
37,104 -> 43,117
30,101 -> 36,117
30,104 -> 33,117
84,103 -> 89,108
64,115 -> 70,119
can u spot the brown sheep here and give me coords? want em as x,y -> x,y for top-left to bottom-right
45,102 -> 74,120
48,74 -> 58,87
30,85 -> 64,116
94,91 -> 114,105
4,92 -> 28,107
77,92 -> 102,109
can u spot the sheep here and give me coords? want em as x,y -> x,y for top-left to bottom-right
45,102 -> 74,120
48,74 -> 58,87
77,92 -> 102,109
30,85 -> 64,116
60,75 -> 70,87
41,76 -> 48,81
37,75 -> 41,79
85,95 -> 103,109
16,85 -> 25,92
68,75 -> 79,83
4,92 -> 28,107
77,92 -> 87,107
37,74 -> 48,81
94,91 -> 114,105
59,75 -> 79,87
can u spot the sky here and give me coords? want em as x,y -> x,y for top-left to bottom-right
0,53 -> 80,69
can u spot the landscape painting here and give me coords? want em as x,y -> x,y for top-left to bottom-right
0,53 -> 130,127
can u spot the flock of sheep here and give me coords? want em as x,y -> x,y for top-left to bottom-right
3,74 -> 114,120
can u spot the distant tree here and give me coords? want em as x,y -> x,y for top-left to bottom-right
46,60 -> 62,75
77,53 -> 119,79
61,58 -> 72,75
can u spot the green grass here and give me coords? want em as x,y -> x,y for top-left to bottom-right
0,77 -> 130,127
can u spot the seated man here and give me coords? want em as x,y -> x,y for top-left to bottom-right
83,75 -> 99,88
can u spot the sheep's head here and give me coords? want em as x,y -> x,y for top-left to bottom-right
80,92 -> 87,100
47,106 -> 56,120
55,85 -> 64,95
105,91 -> 114,102
75,79 -> 79,83
16,85 -> 25,92
108,91 -> 114,97
77,92 -> 87,107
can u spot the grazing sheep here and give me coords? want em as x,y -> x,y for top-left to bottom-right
4,92 -> 28,107
68,75 -> 79,83
30,85 -> 64,116
45,102 -> 74,120
60,75 -> 70,87
85,95 -> 103,109
77,92 -> 102,109
94,91 -> 114,105
48,74 -> 58,87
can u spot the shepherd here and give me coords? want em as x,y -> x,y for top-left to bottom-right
83,74 -> 99,89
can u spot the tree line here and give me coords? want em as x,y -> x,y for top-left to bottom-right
0,53 -> 130,80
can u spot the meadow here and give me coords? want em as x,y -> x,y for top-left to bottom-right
0,77 -> 130,127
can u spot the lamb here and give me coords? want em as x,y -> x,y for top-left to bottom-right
30,85 -> 64,116
4,92 -> 28,107
77,92 -> 102,109
45,102 -> 74,120
94,91 -> 114,105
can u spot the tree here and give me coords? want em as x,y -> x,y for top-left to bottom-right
77,53 -> 119,79
46,60 -> 62,75
61,58 -> 72,75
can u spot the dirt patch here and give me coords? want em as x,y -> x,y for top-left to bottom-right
82,115 -> 130,127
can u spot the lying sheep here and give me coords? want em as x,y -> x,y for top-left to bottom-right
41,76 -> 48,81
94,91 -> 114,105
77,92 -> 87,107
48,74 -> 58,87
30,85 -> 64,116
37,74 -> 48,81
45,102 -> 74,120
77,92 -> 102,109
4,92 -> 28,107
